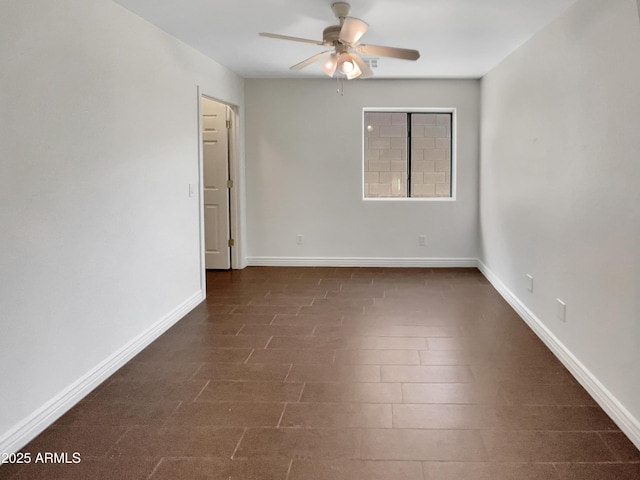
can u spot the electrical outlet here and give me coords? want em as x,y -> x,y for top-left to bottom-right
557,299 -> 566,322
418,235 -> 426,246
296,234 -> 303,245
526,274 -> 534,293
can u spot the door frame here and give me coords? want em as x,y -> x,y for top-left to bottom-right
196,87 -> 242,289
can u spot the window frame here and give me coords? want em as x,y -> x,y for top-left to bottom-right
362,107 -> 457,202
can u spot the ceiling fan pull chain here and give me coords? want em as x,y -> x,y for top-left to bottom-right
336,75 -> 345,96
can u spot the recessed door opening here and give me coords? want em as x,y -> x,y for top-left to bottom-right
198,93 -> 238,273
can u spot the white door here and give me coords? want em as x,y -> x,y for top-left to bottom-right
202,97 -> 231,269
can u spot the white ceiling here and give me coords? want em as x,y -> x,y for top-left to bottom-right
113,0 -> 579,79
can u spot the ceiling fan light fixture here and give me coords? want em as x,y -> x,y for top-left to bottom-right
345,62 -> 362,80
337,52 -> 355,74
320,54 -> 338,76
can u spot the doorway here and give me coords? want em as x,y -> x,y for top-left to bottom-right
198,93 -> 238,273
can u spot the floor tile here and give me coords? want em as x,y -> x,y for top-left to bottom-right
249,295 -> 315,306
8,456 -> 161,480
192,363 -> 290,382
21,425 -> 130,458
419,350 -> 499,366
393,404 -> 495,429
193,334 -> 271,348
401,383 -> 507,404
471,365 -> 576,385
165,401 -> 284,427
54,400 -> 179,427
204,313 -> 276,324
238,324 -> 314,337
89,379 -> 208,403
267,335 -> 350,350
205,295 -> 254,305
313,295 -> 373,305
111,425 -> 243,457
500,383 -> 598,406
289,460 -> 423,480
481,431 -> 616,462
192,304 -> 236,315
232,305 -> 301,316
281,403 -> 392,428
286,364 -> 380,383
234,428 -> 361,460
492,405 -> 620,431
334,349 -> 420,365
132,346 -> 253,364
358,336 -> 428,350
553,462 -> 640,480
177,320 -> 244,335
248,349 -> 335,365
271,313 -> 343,326
313,324 -> 386,337
386,326 -> 461,337
381,365 -> 475,383
598,432 -> 640,461
149,458 -> 290,480
422,461 -> 560,480
343,313 -> 448,327
111,361 -> 202,382
425,337 -> 501,352
301,382 -> 402,403
196,381 -> 303,403
361,429 -> 487,461
299,304 -> 366,315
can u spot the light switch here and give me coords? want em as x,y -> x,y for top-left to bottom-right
557,299 -> 566,322
189,184 -> 197,197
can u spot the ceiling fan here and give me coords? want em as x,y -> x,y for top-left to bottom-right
259,2 -> 420,80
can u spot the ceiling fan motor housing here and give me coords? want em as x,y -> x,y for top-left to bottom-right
323,25 -> 342,44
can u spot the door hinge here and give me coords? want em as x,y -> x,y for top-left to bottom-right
226,179 -> 233,188
225,120 -> 231,129
228,239 -> 235,247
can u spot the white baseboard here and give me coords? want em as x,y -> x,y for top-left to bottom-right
477,260 -> 640,450
246,256 -> 479,268
0,290 -> 205,458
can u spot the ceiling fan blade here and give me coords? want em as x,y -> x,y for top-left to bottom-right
290,51 -> 332,71
259,32 -> 326,46
351,53 -> 374,79
356,44 -> 420,61
339,17 -> 369,45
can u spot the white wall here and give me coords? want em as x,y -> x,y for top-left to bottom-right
245,79 -> 480,265
0,0 -> 244,452
480,0 -> 640,445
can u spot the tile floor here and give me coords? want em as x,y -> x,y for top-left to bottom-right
2,267 -> 639,479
